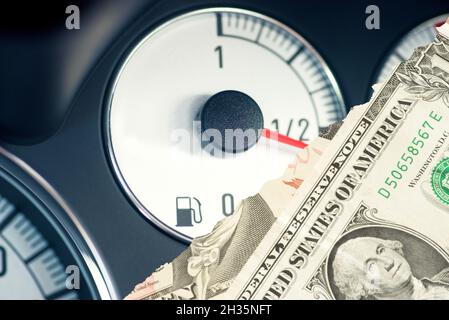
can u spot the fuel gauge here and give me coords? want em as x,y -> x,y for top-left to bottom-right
106,8 -> 345,242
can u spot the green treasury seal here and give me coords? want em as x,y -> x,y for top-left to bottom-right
432,158 -> 449,206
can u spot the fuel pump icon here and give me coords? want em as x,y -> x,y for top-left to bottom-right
175,197 -> 202,227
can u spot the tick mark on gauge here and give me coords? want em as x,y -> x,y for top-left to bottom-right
215,13 -> 223,36
0,210 -> 16,233
250,17 -> 258,32
243,14 -> 248,30
265,24 -> 274,39
287,46 -> 305,64
23,245 -> 48,264
255,22 -> 265,43
234,13 -> 240,28
310,83 -> 332,95
273,30 -> 281,42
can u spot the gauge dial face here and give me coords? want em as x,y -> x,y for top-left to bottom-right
107,8 -> 345,241
0,153 -> 113,299
375,14 -> 448,83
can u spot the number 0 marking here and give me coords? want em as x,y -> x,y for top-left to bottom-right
0,246 -> 6,277
222,193 -> 234,216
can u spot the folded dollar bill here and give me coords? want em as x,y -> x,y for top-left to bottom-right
224,20 -> 449,300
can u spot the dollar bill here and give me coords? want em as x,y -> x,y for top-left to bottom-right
223,22 -> 449,300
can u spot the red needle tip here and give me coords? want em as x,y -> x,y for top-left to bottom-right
262,128 -> 308,149
434,20 -> 446,28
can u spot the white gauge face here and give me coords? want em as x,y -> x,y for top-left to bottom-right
0,212 -> 77,300
376,14 -> 448,83
0,164 -> 109,300
107,8 -> 345,241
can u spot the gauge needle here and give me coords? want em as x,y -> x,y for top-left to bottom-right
262,128 -> 308,149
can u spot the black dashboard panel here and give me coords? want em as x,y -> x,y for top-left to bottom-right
1,0 -> 449,298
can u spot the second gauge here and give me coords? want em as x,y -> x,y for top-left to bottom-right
106,8 -> 345,241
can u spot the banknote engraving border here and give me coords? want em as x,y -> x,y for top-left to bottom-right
304,262 -> 332,300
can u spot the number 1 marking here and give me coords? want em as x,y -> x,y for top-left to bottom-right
215,46 -> 224,69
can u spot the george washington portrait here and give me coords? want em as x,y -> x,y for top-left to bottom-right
329,227 -> 449,300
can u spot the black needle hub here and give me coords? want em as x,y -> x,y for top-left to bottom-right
200,90 -> 264,153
